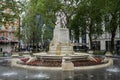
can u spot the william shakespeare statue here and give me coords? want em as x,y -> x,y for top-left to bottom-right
55,11 -> 67,28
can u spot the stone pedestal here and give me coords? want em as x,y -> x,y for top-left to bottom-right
62,61 -> 74,71
49,27 -> 73,54
62,57 -> 74,71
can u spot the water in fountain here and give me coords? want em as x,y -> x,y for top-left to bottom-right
2,71 -> 18,77
32,73 -> 49,79
0,57 -> 119,80
106,67 -> 120,73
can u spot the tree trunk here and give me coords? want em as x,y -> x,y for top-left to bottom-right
110,14 -> 117,53
88,33 -> 93,50
88,20 -> 93,50
110,33 -> 115,53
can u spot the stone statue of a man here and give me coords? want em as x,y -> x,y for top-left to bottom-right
55,11 -> 66,28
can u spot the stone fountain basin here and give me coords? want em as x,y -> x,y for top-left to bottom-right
34,53 -> 90,61
11,52 -> 113,70
34,52 -> 90,61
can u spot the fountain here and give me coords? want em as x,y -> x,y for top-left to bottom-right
11,11 -> 113,71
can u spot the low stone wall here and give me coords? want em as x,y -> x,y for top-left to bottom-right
11,58 -> 113,71
75,58 -> 113,70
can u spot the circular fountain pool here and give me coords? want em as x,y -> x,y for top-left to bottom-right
0,56 -> 119,80
11,53 -> 113,70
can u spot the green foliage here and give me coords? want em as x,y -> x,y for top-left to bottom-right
71,0 -> 103,49
0,0 -> 25,25
22,0 -> 120,52
104,0 -> 120,33
93,50 -> 106,55
103,0 -> 120,52
34,0 -> 61,26
31,0 -> 80,28
23,0 -> 80,44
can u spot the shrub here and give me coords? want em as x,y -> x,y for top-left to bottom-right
93,50 -> 106,55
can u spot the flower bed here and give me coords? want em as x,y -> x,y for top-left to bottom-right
19,56 -> 106,67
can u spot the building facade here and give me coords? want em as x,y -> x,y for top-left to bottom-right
78,27 -> 120,51
0,21 -> 18,53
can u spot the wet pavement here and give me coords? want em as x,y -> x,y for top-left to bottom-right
0,57 -> 120,80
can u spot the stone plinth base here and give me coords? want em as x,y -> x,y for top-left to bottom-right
49,45 -> 73,54
49,50 -> 73,54
49,27 -> 74,55
62,61 -> 74,71
49,51 -> 73,55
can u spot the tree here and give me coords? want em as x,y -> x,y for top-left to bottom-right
0,0 -> 26,51
22,0 -> 53,51
35,0 -> 80,28
22,0 -> 40,48
104,0 -> 120,53
71,0 -> 104,50
23,0 -> 81,47
0,0 -> 24,26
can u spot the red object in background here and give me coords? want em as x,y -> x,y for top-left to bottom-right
20,58 -> 29,63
